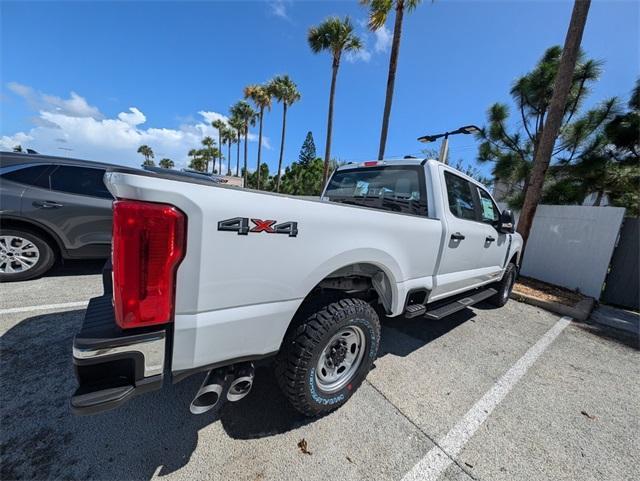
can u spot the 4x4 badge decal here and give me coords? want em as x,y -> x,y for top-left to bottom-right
218,217 -> 298,237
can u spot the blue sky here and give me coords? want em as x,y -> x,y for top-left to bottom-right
1,0 -> 638,176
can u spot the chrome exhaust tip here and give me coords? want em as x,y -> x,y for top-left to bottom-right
226,362 -> 255,402
189,369 -> 225,415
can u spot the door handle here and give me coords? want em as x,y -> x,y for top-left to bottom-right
450,232 -> 466,241
33,200 -> 63,209
485,236 -> 496,243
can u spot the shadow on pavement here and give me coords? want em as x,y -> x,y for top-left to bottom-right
0,304 -> 480,480
45,259 -> 106,277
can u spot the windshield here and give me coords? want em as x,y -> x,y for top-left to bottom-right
324,166 -> 427,216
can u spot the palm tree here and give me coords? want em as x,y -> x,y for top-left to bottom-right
137,144 -> 155,167
268,75 -> 301,192
518,0 -> 592,247
244,84 -> 272,189
361,0 -> 423,160
12,145 -> 23,153
201,136 -> 216,173
212,119 -> 227,174
230,100 -> 258,186
159,158 -> 174,169
308,16 -> 363,185
222,127 -> 237,176
228,114 -> 244,177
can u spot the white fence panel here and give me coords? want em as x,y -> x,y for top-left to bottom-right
518,205 -> 625,298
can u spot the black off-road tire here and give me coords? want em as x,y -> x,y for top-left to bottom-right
0,229 -> 56,282
488,262 -> 517,307
275,298 -> 381,417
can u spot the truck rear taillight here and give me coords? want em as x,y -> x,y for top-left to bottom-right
112,200 -> 186,329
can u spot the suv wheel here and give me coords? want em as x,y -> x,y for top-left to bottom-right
0,229 -> 55,282
275,298 -> 381,417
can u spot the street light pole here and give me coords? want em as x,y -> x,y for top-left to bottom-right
438,133 -> 450,164
418,125 -> 480,164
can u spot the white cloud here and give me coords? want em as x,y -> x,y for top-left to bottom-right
8,82 -> 103,119
269,0 -> 290,20
2,85 -> 270,169
374,25 -> 392,53
345,19 -> 392,64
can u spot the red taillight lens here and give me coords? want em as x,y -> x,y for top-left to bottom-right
112,200 -> 186,329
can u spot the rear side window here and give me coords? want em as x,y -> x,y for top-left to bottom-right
444,172 -> 477,220
324,166 -> 427,216
50,166 -> 112,199
0,165 -> 51,189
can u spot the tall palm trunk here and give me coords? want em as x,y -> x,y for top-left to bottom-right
256,107 -> 264,189
227,140 -> 232,175
323,56 -> 340,185
276,102 -> 288,192
236,129 -> 241,176
593,190 -> 604,206
217,131 -> 222,174
517,0 -> 591,249
243,127 -> 249,186
377,0 -> 404,160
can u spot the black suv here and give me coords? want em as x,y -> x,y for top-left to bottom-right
0,152 -> 118,281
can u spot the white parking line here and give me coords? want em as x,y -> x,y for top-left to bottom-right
0,301 -> 88,315
401,316 -> 572,481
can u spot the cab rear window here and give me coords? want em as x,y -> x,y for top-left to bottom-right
324,166 -> 427,216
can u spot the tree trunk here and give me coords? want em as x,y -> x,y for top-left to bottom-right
244,127 -> 249,186
257,107 -> 264,189
236,129 -> 241,177
227,141 -> 232,176
377,1 -> 404,160
217,131 -> 222,174
323,57 -> 340,186
276,102 -> 288,192
517,0 -> 591,250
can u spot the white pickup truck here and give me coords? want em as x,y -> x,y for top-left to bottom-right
71,158 -> 521,417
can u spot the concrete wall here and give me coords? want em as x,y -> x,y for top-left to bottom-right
515,205 -> 625,298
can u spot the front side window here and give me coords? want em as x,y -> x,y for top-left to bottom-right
477,187 -> 500,224
444,172 -> 476,220
49,166 -> 112,199
324,166 -> 427,216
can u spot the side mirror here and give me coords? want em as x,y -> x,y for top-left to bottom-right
499,209 -> 515,233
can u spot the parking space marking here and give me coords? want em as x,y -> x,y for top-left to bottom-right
401,316 -> 572,481
0,301 -> 88,315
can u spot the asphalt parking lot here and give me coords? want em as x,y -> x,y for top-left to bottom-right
1,263 -> 638,481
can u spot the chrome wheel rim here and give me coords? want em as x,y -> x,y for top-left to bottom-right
0,235 -> 40,274
315,325 -> 366,393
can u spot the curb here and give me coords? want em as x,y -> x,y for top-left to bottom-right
511,291 -> 595,321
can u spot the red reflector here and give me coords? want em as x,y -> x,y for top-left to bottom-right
363,161 -> 379,166
112,200 -> 186,329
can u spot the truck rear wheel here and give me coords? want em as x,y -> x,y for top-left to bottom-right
275,298 -> 380,417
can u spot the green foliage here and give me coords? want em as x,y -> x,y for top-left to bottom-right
298,131 -> 317,165
544,80 -> 640,216
268,75 -> 301,107
308,16 -> 363,60
159,158 -> 174,169
477,46 -> 619,208
361,0 -> 423,30
12,145 -> 23,152
230,100 -> 258,133
279,157 -> 326,196
244,163 -> 273,190
137,144 -> 155,167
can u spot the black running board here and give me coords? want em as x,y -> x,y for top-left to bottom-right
423,288 -> 497,320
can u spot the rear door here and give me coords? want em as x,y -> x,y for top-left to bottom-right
430,168 -> 503,300
21,165 -> 113,256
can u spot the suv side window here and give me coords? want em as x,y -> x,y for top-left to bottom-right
444,172 -> 477,221
477,187 -> 501,224
0,165 -> 52,189
49,166 -> 112,199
